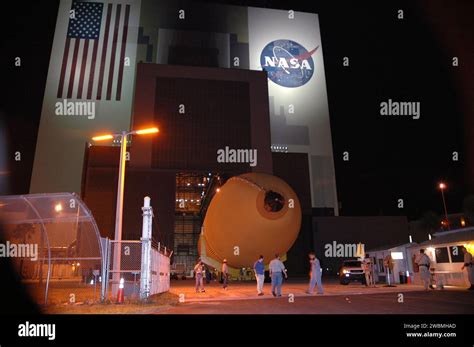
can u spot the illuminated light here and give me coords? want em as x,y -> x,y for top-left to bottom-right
77,263 -> 80,266
90,279 -> 94,285
439,182 -> 446,189
216,188 -> 220,193
461,218 -> 466,227
187,183 -> 190,186
92,134 -> 114,141
391,252 -> 403,260
342,269 -> 350,274
464,243 -> 474,254
345,274 -> 350,277
119,278 -> 124,289
406,270 -> 410,277
409,235 -> 413,243
426,247 -> 435,254
428,234 -> 432,240
55,203 -> 62,212
134,127 -> 159,135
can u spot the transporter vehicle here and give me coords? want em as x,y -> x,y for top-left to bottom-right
339,260 -> 366,285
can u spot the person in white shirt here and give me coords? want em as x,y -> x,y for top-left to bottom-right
416,249 -> 431,291
269,254 -> 287,297
194,260 -> 205,293
222,259 -> 229,290
461,247 -> 474,290
363,256 -> 375,287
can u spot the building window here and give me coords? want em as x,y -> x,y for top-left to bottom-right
434,247 -> 450,264
449,246 -> 465,263
377,258 -> 384,273
177,245 -> 190,255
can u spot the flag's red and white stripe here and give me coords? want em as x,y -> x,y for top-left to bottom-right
57,3 -> 130,101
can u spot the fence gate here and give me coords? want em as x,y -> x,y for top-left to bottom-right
103,239 -> 171,301
150,243 -> 171,295
104,240 -> 142,300
103,196 -> 171,301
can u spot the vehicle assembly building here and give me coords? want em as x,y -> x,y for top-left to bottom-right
29,0 -> 345,275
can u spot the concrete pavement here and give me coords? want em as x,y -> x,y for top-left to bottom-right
159,290 -> 474,314
169,277 -> 431,303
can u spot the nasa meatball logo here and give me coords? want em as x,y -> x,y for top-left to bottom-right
260,39 -> 319,88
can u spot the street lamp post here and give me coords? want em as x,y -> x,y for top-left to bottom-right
113,131 -> 128,281
92,127 -> 159,292
439,182 -> 450,230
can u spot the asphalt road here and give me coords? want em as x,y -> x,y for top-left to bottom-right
159,290 -> 474,314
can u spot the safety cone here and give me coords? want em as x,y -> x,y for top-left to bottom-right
116,278 -> 124,303
406,272 -> 411,284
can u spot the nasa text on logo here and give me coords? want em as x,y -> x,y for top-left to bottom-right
260,39 -> 319,88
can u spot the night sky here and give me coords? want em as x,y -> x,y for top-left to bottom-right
1,0 -> 473,221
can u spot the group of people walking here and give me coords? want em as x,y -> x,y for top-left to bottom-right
193,252 -> 324,296
193,247 -> 474,296
257,252 -> 324,296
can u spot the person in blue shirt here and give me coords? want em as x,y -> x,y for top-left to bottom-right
307,251 -> 324,295
253,255 -> 265,296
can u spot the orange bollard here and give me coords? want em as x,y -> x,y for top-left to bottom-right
116,278 -> 124,303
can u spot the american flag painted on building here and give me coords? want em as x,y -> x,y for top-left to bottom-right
57,1 -> 130,101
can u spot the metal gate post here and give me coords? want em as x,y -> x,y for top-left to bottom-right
140,196 -> 153,300
101,237 -> 109,302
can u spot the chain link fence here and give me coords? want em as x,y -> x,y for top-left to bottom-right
104,239 -> 171,301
